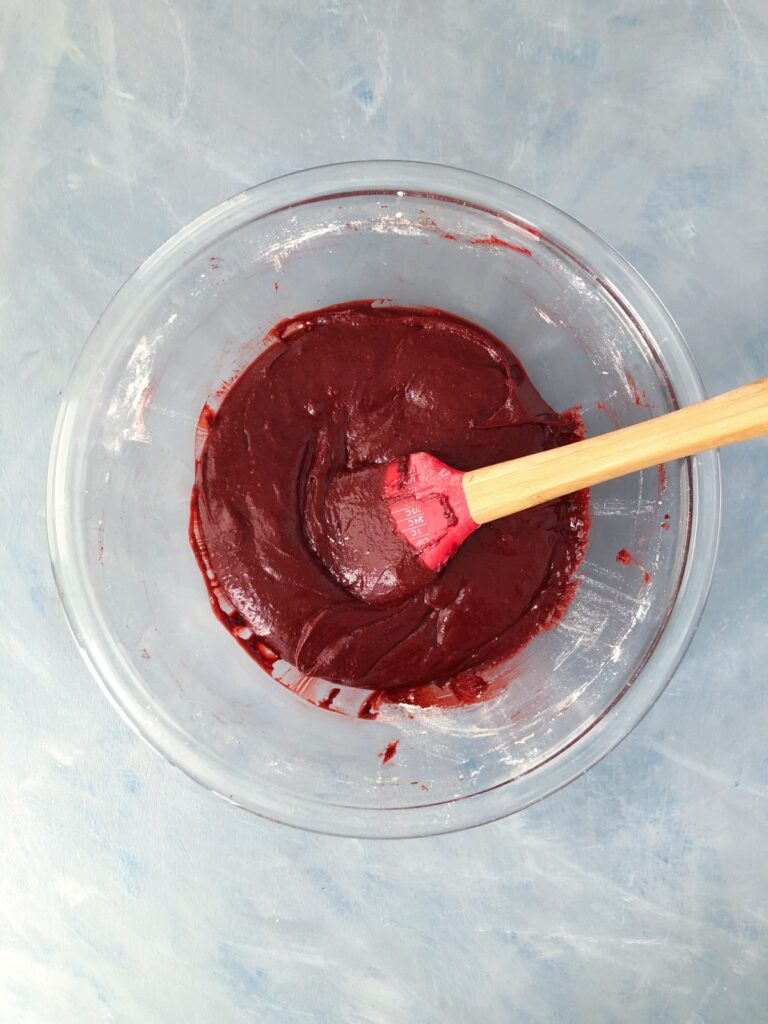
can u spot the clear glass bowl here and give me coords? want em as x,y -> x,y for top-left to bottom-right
48,162 -> 721,838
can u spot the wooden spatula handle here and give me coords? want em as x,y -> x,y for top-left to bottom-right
463,378 -> 768,525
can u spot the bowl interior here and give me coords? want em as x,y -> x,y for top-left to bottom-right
50,168 -> 713,837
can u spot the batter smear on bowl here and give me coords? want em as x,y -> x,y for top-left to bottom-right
190,302 -> 590,692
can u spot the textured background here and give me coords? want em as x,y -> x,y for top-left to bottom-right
1,1 -> 767,1021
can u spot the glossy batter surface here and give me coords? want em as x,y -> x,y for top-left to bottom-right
191,302 -> 589,691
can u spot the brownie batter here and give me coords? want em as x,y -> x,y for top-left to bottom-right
190,302 -> 589,691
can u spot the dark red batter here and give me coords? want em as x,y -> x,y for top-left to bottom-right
190,302 -> 589,692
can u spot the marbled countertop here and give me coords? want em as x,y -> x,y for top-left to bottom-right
1,1 -> 766,1020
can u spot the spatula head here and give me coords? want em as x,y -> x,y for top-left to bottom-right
384,452 -> 478,569
308,452 -> 478,606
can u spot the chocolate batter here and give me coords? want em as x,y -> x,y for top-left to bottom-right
190,302 -> 589,691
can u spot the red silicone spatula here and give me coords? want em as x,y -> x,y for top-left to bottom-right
316,378 -> 768,606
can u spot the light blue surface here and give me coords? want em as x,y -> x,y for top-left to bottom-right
1,1 -> 767,1020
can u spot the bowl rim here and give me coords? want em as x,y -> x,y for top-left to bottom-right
47,159 -> 722,838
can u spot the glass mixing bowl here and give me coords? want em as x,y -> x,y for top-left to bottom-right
48,162 -> 720,838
